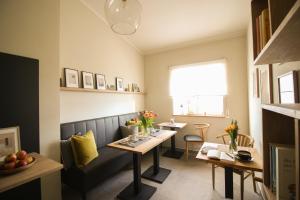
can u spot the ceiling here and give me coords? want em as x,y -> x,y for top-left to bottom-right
82,0 -> 251,55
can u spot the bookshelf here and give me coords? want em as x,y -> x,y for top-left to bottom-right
60,87 -> 145,95
251,0 -> 300,65
262,104 -> 300,200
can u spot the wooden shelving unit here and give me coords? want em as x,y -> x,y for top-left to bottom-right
60,87 -> 145,95
261,103 -> 300,200
251,0 -> 300,65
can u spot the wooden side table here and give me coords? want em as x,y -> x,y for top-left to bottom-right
0,152 -> 63,193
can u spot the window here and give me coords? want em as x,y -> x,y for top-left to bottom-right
170,60 -> 227,116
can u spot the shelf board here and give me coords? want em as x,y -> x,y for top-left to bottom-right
262,103 -> 300,119
60,87 -> 145,95
255,0 -> 300,65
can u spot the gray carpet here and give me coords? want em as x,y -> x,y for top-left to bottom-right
62,151 -> 262,200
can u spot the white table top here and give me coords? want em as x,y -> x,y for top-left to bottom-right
157,122 -> 187,129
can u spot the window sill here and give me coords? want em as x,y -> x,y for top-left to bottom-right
172,114 -> 228,118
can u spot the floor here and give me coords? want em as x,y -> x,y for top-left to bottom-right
62,150 -> 262,200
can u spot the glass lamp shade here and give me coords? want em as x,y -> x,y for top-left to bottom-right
105,0 -> 142,35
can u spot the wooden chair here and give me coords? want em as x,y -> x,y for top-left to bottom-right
184,123 -> 210,160
212,133 -> 262,200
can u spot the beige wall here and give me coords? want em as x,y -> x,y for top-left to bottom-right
247,22 -> 300,156
145,36 -> 249,150
60,0 -> 144,123
0,1 -> 61,200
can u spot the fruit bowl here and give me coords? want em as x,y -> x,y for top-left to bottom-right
0,156 -> 36,175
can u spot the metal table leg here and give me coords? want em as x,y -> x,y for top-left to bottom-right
225,167 -> 234,199
142,146 -> 171,183
117,153 -> 156,200
163,127 -> 184,159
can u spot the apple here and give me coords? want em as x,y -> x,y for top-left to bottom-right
3,161 -> 16,170
16,160 -> 27,167
26,156 -> 33,164
5,153 -> 17,163
16,150 -> 27,160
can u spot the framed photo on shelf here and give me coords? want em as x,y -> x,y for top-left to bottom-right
278,71 -> 299,104
253,68 -> 259,98
116,77 -> 124,91
64,68 -> 79,88
0,127 -> 21,158
260,65 -> 273,104
95,74 -> 106,90
82,71 -> 94,89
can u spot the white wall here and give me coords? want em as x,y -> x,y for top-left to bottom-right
145,36 -> 249,150
0,1 -> 61,200
60,0 -> 145,123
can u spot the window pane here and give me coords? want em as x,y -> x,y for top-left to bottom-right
173,95 -> 224,116
170,60 -> 227,116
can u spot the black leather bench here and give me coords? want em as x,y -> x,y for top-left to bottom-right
60,112 -> 138,199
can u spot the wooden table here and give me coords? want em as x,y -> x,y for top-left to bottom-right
158,122 -> 187,159
196,142 -> 263,199
0,152 -> 63,193
107,130 -> 176,200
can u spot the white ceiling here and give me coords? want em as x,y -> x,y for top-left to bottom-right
82,0 -> 251,54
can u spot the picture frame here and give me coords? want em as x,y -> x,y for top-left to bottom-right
116,77 -> 124,91
278,71 -> 299,104
0,127 -> 21,158
64,68 -> 79,88
253,68 -> 259,98
95,74 -> 106,90
260,65 -> 274,104
82,71 -> 94,89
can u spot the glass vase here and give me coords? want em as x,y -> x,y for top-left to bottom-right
229,138 -> 237,153
142,126 -> 150,136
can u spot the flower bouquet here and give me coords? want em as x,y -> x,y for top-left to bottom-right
140,111 -> 158,135
224,120 -> 239,153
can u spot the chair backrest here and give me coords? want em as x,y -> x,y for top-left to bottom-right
194,123 -> 210,141
216,133 -> 254,147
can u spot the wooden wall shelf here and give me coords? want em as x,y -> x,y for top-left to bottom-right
251,0 -> 300,65
262,103 -> 300,200
262,103 -> 300,119
60,87 -> 145,95
255,1 -> 300,65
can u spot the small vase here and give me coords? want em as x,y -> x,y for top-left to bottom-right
142,126 -> 151,136
229,138 -> 237,153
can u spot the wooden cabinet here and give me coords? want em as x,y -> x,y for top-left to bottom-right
251,0 -> 300,65
262,104 -> 300,200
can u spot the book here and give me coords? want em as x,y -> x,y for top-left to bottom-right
200,142 -> 218,154
255,16 -> 261,53
207,150 -> 234,163
261,9 -> 270,47
276,146 -> 295,200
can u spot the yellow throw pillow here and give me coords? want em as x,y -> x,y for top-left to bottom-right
71,130 -> 98,167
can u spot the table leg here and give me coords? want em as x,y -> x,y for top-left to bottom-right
162,128 -> 184,159
142,146 -> 171,183
117,153 -> 156,200
225,167 -> 234,199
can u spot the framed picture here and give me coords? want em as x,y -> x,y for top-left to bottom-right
260,65 -> 274,104
82,71 -> 94,89
253,68 -> 259,98
116,77 -> 124,91
95,74 -> 106,90
64,68 -> 79,88
0,127 -> 21,158
278,71 -> 299,104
